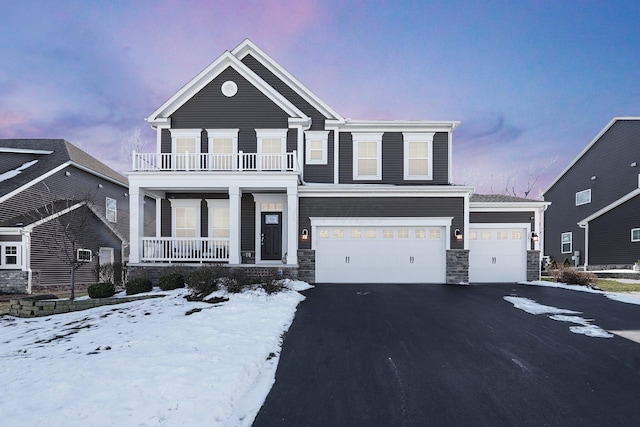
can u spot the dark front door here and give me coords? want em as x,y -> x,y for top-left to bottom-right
261,212 -> 282,261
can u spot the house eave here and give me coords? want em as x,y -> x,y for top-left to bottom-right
338,120 -> 460,133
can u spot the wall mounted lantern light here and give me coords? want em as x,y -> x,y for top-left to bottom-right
454,228 -> 462,241
531,232 -> 539,243
301,229 -> 309,241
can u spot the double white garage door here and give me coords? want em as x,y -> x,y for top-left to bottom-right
314,221 -> 447,283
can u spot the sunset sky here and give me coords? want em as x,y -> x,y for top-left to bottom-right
1,0 -> 638,198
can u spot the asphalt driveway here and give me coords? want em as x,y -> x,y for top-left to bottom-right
253,283 -> 640,427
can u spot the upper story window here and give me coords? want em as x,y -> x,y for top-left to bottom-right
352,133 -> 382,180
403,132 -> 434,180
575,189 -> 591,206
304,130 -> 329,165
1,243 -> 21,269
631,228 -> 640,242
106,197 -> 117,223
170,129 -> 201,170
561,232 -> 572,253
77,249 -> 92,262
207,129 -> 238,170
256,129 -> 287,170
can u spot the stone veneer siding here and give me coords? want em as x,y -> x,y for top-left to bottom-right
447,249 -> 469,284
127,264 -> 298,286
527,250 -> 541,282
0,270 -> 29,294
9,294 -> 164,318
297,250 -> 315,283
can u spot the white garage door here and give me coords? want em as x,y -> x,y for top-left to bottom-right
469,227 -> 527,283
315,225 -> 446,283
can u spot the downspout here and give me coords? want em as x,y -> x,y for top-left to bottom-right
20,229 -> 32,294
578,221 -> 588,271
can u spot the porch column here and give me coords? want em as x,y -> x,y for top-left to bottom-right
287,185 -> 298,265
229,186 -> 241,264
129,185 -> 144,263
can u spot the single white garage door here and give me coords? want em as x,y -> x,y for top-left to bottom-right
469,226 -> 527,283
315,225 -> 446,283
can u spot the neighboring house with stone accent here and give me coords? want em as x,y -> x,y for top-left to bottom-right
128,39 -> 547,284
0,139 -> 144,294
543,117 -> 640,269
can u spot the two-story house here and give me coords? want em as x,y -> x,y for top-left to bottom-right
128,39 -> 547,284
0,139 -> 151,294
543,117 -> 640,269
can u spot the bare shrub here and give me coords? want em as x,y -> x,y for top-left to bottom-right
552,267 -> 598,287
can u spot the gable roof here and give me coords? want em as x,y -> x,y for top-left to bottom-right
145,50 -> 307,126
542,117 -> 640,195
231,39 -> 344,122
578,187 -> 640,226
0,139 -> 127,202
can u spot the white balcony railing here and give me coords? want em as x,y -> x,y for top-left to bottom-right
141,237 -> 230,262
132,151 -> 298,172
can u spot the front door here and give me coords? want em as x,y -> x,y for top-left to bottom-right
261,212 -> 282,261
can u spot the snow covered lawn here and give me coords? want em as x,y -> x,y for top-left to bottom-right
0,281 -> 311,427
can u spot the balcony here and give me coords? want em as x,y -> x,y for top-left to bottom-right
141,237 -> 230,263
132,151 -> 298,172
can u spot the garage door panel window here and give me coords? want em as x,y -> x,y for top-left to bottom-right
398,229 -> 409,238
319,229 -> 329,238
469,231 -> 477,240
366,229 -> 377,238
416,229 -> 427,239
430,229 -> 441,239
512,231 -> 522,240
351,229 -> 362,238
481,231 -> 491,240
383,229 -> 394,238
333,229 -> 344,239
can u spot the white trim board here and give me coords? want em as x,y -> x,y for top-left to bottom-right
578,187 -> 640,226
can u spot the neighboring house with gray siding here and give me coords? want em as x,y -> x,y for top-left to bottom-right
0,139 -> 143,293
128,39 -> 547,284
543,117 -> 640,269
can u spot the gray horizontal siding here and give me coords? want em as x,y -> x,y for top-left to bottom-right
544,120 -> 640,263
304,130 -> 334,183
241,54 -> 327,130
0,165 -> 129,241
470,211 -> 534,227
30,206 -> 122,287
299,196 -> 465,250
589,195 -> 640,265
338,132 -> 449,185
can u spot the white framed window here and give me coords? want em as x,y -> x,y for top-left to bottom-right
206,199 -> 230,239
632,228 -> 640,242
403,132 -> 434,180
304,130 -> 329,165
169,199 -> 201,238
352,133 -> 382,180
576,189 -> 591,206
77,249 -> 92,262
170,129 -> 201,170
561,232 -> 572,253
1,243 -> 22,268
206,129 -> 238,170
106,197 -> 117,223
256,129 -> 287,170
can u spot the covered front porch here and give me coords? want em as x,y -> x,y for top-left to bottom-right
128,172 -> 300,266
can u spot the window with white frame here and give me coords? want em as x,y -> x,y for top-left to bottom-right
77,249 -> 92,262
352,133 -> 382,180
1,243 -> 21,268
207,129 -> 238,170
169,199 -> 201,238
575,189 -> 591,206
106,197 -> 117,223
304,130 -> 328,165
632,228 -> 640,242
561,232 -> 572,253
256,129 -> 287,170
170,129 -> 201,170
403,132 -> 434,180
207,200 -> 230,239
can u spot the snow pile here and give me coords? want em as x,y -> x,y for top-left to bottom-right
504,296 -> 613,338
522,280 -> 640,306
0,159 -> 38,182
0,282 -> 311,427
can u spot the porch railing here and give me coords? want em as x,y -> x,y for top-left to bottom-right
132,151 -> 298,172
141,237 -> 230,262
